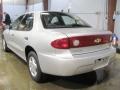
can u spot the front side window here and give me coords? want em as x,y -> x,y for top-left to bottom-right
41,12 -> 90,28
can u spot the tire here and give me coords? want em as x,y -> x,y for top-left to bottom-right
2,38 -> 9,52
117,48 -> 120,53
28,51 -> 47,83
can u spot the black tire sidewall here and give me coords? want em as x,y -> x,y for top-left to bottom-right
117,47 -> 120,53
2,38 -> 9,52
28,51 -> 45,82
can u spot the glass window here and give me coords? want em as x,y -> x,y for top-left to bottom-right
62,15 -> 76,25
41,12 -> 90,29
11,15 -> 24,30
11,13 -> 33,31
18,14 -> 33,31
51,16 -> 59,24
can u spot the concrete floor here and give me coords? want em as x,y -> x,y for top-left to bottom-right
0,31 -> 120,90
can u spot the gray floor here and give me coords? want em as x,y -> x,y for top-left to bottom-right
0,31 -> 120,90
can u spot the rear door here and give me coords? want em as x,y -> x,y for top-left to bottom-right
9,14 -> 34,59
6,15 -> 24,50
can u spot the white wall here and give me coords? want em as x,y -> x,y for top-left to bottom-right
28,0 -> 42,5
3,0 -> 25,5
3,0 -> 26,21
3,4 -> 25,21
3,0 -> 43,21
116,0 -> 120,14
50,0 -> 107,30
27,2 -> 43,12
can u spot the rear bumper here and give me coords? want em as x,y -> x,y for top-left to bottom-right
38,48 -> 116,76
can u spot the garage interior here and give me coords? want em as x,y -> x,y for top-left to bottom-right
0,0 -> 120,90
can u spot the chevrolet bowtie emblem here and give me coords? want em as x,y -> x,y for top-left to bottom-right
94,38 -> 102,44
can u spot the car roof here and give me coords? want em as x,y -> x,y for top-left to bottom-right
24,11 -> 69,15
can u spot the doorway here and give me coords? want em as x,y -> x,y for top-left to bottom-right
0,0 -> 3,26
114,0 -> 120,41
108,0 -> 117,32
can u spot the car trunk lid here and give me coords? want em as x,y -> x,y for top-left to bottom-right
50,28 -> 112,55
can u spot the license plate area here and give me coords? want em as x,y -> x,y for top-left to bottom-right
94,57 -> 109,70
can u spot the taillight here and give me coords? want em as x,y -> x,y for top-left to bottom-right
51,38 -> 70,49
51,34 -> 111,49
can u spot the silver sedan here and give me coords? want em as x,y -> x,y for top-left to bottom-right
2,11 -> 116,82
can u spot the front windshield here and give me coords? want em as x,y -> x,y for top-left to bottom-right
41,12 -> 91,28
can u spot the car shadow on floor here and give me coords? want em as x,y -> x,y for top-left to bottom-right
52,72 -> 96,89
46,70 -> 110,89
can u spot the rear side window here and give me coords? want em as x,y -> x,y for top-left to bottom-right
18,14 -> 34,31
11,13 -> 34,31
11,15 -> 24,30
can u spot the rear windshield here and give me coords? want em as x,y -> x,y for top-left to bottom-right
41,12 -> 91,28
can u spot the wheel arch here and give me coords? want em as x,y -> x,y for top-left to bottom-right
25,45 -> 37,62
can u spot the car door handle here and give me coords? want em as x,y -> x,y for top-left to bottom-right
24,37 -> 28,40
